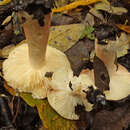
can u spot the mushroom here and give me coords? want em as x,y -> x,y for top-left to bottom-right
3,11 -> 71,99
47,67 -> 97,119
71,69 -> 97,111
47,68 -> 83,120
95,37 -> 130,100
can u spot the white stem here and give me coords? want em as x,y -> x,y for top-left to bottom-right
95,39 -> 116,76
20,12 -> 51,69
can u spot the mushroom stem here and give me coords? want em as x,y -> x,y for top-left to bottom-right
21,12 -> 51,69
95,39 -> 116,76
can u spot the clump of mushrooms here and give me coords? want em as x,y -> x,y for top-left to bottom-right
3,11 -> 71,99
95,37 -> 130,100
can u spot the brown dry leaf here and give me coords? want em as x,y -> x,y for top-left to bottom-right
116,24 -> 130,34
4,82 -> 16,96
93,56 -> 110,92
65,38 -> 94,75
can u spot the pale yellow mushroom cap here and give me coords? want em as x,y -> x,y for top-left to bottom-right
47,68 -> 83,120
105,64 -> 130,100
71,70 -> 96,112
3,43 -> 71,99
47,68 -> 96,119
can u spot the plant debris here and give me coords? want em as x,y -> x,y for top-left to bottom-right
94,55 -> 110,92
65,37 -> 94,76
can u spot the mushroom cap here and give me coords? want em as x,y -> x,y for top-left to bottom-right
47,68 -> 96,120
47,68 -> 83,120
105,64 -> 130,100
71,70 -> 96,111
3,43 -> 71,99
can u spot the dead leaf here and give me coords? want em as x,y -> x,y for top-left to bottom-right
2,16 -> 11,25
116,24 -> 130,34
65,38 -> 94,75
48,24 -> 85,52
20,93 -> 44,107
37,100 -> 77,130
0,0 -> 11,6
52,0 -> 110,13
94,2 -> 128,15
93,56 -> 110,92
51,14 -> 77,25
4,82 -> 16,96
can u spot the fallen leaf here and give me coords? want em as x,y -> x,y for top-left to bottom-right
0,0 -> 11,6
2,16 -> 11,25
65,38 -> 94,75
94,2 -> 128,15
52,0 -> 110,13
48,24 -> 85,51
116,24 -> 130,34
4,82 -> 16,96
37,100 -> 76,130
88,8 -> 105,23
20,93 -> 44,107
51,14 -> 77,25
93,56 -> 110,92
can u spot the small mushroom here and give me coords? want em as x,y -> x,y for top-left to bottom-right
95,38 -> 130,100
3,12 -> 71,99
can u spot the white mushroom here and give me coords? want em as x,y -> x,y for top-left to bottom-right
47,68 -> 83,120
95,38 -> 130,100
47,68 -> 96,119
71,69 -> 96,112
3,12 -> 71,99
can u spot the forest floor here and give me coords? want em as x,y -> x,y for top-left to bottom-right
0,0 -> 130,130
